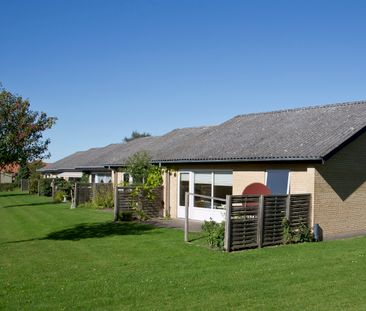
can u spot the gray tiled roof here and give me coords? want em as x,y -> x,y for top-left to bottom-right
41,100 -> 366,172
151,101 -> 366,162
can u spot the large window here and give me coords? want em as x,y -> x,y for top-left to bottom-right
179,171 -> 232,209
266,170 -> 289,195
194,173 -> 212,208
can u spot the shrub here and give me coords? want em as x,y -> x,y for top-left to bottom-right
202,220 -> 225,250
292,223 -> 313,243
39,178 -> 52,196
0,183 -> 18,192
54,179 -> 73,200
54,191 -> 65,203
282,217 -> 313,244
29,178 -> 39,194
93,186 -> 114,209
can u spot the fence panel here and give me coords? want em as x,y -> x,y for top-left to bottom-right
229,195 -> 260,251
289,194 -> 311,229
20,179 -> 29,192
115,186 -> 164,219
262,195 -> 287,246
226,194 -> 311,252
75,183 -> 93,206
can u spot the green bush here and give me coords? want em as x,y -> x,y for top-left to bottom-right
282,217 -> 313,244
93,187 -> 114,209
202,220 -> 225,250
54,191 -> 65,203
54,179 -> 73,200
39,178 -> 52,196
0,183 -> 18,192
29,178 -> 39,194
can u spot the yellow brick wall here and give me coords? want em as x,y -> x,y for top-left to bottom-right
169,172 -> 178,218
314,132 -> 366,239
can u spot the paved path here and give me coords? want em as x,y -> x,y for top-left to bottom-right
145,218 -> 203,232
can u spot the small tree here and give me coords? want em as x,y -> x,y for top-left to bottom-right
123,131 -> 151,143
124,151 -> 164,220
125,151 -> 152,184
0,87 -> 56,169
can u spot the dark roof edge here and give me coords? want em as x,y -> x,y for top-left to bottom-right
323,125 -> 366,161
37,168 -> 81,174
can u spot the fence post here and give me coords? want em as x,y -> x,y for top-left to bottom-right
114,186 -> 119,222
74,183 -> 78,207
184,192 -> 189,242
285,195 -> 291,221
92,183 -> 97,203
257,195 -> 264,248
224,195 -> 232,252
37,179 -> 40,196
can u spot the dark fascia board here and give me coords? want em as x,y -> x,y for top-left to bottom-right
322,125 -> 366,162
37,168 -> 81,174
75,166 -> 111,172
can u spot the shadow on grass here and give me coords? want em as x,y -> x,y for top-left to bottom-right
5,221 -> 157,243
0,192 -> 29,198
1,202 -> 58,208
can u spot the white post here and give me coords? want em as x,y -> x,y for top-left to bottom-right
184,192 -> 189,242
224,195 -> 232,252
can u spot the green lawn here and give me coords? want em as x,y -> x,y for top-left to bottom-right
1,192 -> 366,310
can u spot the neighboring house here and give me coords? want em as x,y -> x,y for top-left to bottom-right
40,101 -> 366,240
0,164 -> 19,183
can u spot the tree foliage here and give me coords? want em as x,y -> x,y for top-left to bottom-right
125,151 -> 152,184
0,87 -> 56,168
123,130 -> 151,142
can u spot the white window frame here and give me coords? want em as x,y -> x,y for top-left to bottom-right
265,169 -> 290,195
177,170 -> 233,210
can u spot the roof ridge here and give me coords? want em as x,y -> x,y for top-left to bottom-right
233,100 -> 366,119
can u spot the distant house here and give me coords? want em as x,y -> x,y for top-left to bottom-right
0,164 -> 19,183
40,101 -> 366,240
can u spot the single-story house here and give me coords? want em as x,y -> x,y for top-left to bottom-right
0,164 -> 19,183
41,101 -> 366,240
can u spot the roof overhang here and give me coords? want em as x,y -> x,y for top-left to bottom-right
104,157 -> 323,168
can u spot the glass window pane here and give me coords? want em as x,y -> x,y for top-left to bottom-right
214,172 -> 232,186
194,172 -> 212,208
213,185 -> 232,209
179,173 -> 189,206
266,170 -> 289,195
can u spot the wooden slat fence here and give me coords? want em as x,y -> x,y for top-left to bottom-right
114,186 -> 164,221
262,195 -> 287,246
289,194 -> 311,229
228,195 -> 260,251
74,183 -> 93,206
74,183 -> 114,207
225,194 -> 311,252
20,179 -> 29,192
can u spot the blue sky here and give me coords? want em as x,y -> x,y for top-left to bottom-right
1,0 -> 366,161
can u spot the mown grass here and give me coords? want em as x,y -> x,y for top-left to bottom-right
1,191 -> 366,310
